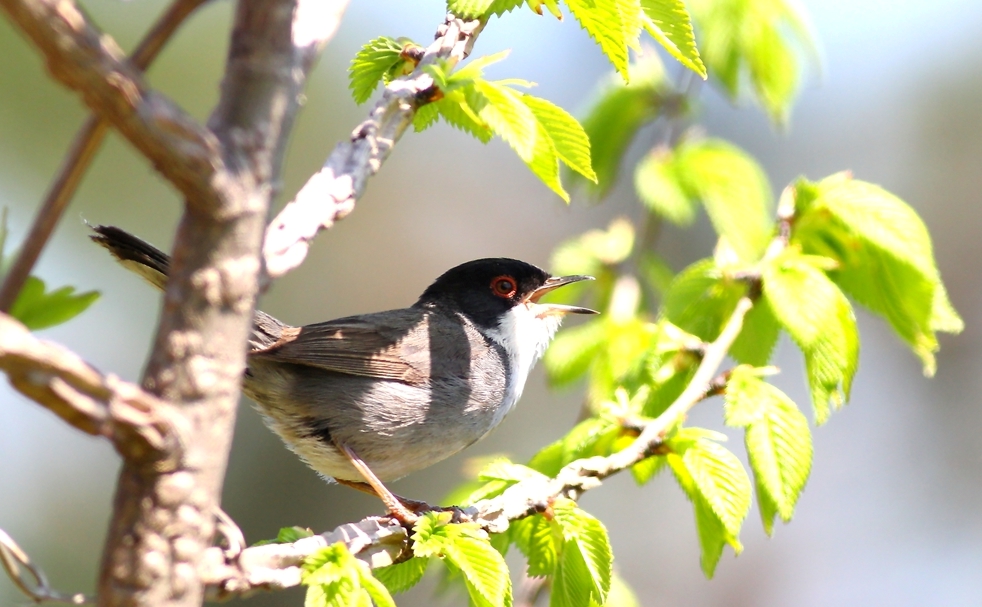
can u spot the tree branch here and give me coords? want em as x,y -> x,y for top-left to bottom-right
0,0 -> 212,313
0,0 -> 227,211
262,13 -> 486,279
195,297 -> 755,597
0,312 -> 180,465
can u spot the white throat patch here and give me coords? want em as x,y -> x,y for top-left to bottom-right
484,303 -> 564,426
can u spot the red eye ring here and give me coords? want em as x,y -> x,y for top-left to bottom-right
491,275 -> 517,299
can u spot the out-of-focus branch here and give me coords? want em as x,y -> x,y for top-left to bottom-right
0,527 -> 89,605
262,13 -> 485,279
0,312 -> 180,465
196,297 -> 755,597
0,0 -> 225,211
0,0 -> 212,313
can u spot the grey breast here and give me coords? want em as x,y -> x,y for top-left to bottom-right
242,307 -> 510,481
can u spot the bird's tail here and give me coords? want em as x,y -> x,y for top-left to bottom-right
90,225 -> 290,350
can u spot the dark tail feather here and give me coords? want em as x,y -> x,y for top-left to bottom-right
90,224 -> 289,350
90,225 -> 170,291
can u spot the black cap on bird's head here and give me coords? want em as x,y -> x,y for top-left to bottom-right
415,258 -> 597,330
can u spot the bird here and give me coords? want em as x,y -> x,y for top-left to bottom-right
91,225 -> 596,521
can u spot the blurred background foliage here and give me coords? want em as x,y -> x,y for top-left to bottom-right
1,0 -> 981,605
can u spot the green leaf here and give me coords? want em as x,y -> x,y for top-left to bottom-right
357,566 -> 397,607
673,138 -> 774,263
436,90 -> 493,143
348,36 -> 405,104
566,0 -> 634,80
528,417 -> 618,477
411,514 -> 512,607
551,498 -> 612,606
792,175 -> 963,375
448,0 -> 497,18
634,148 -> 697,225
662,259 -> 744,341
640,0 -> 706,78
761,250 -> 859,423
666,451 -> 726,578
729,297 -> 781,366
301,543 -> 394,607
413,102 -> 440,132
725,366 -> 812,533
472,79 -> 538,161
511,514 -> 558,577
373,557 -> 429,594
572,54 -> 667,197
544,319 -> 607,387
525,118 -> 568,201
444,533 -> 512,607
630,454 -> 666,485
521,94 -> 597,182
478,459 -> 547,483
676,434 -> 751,538
605,571 -> 641,607
688,0 -> 817,124
10,276 -> 100,331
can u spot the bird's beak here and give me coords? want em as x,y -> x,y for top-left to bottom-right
527,275 -> 598,315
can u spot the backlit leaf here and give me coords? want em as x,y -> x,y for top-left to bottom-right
639,0 -> 706,77
348,36 -> 404,104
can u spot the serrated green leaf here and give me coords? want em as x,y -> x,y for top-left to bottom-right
677,436 -> 751,538
472,79 -> 538,160
488,0 -> 526,16
792,175 -> 962,375
761,250 -> 859,423
356,564 -> 396,607
10,276 -> 100,330
444,534 -> 512,607
566,0 -> 633,79
372,557 -> 429,595
511,514 -> 558,577
413,102 -> 439,132
348,36 -> 404,105
528,417 -> 618,476
411,512 -> 456,557
436,90 -> 494,143
525,118 -> 569,201
448,0 -> 497,18
572,54 -> 667,197
725,366 -> 812,532
666,452 -> 728,578
301,543 -> 389,607
640,0 -> 706,77
450,50 -> 512,86
521,94 -> 597,182
673,138 -> 774,263
630,454 -> 666,485
634,148 -> 697,225
551,499 -> 612,606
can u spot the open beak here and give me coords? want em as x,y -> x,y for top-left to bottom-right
526,275 -> 598,315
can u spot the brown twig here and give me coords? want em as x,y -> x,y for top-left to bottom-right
261,13 -> 486,280
0,527 -> 90,604
0,0 -> 211,312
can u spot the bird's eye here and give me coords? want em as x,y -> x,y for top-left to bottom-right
491,276 -> 517,298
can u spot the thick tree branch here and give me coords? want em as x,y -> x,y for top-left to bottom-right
262,13 -> 486,279
0,0 -> 212,313
0,0 -> 227,212
195,297 -> 755,597
0,313 -> 180,465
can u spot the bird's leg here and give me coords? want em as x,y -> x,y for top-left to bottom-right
335,479 -> 436,513
334,441 -> 419,524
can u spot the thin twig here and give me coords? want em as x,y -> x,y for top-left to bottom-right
0,0 -> 211,312
261,13 -> 486,280
0,527 -> 90,604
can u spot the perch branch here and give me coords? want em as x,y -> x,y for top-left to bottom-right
261,13 -> 486,279
0,0 -> 212,312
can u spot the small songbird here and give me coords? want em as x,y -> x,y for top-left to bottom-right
91,226 -> 596,520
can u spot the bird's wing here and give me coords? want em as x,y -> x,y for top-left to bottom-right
249,307 -> 478,385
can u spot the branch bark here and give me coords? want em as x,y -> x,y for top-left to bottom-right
0,0 -> 212,312
261,13 -> 486,279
